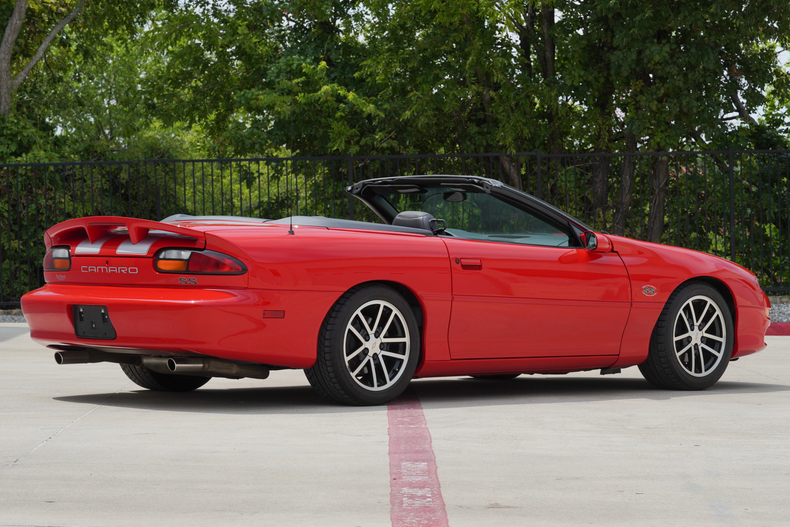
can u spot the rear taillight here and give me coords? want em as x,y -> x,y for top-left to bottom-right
155,249 -> 246,275
43,247 -> 71,271
156,249 -> 192,272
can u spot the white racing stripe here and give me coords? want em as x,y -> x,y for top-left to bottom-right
116,236 -> 161,255
74,236 -> 113,255
116,234 -> 192,255
75,231 -> 194,256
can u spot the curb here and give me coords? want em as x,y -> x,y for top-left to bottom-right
766,322 -> 790,336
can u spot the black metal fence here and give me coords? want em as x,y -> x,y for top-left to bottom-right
2,150 -> 789,306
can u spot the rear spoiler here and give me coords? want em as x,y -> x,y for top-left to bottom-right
45,216 -> 206,250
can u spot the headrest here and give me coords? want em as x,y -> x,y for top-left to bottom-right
392,211 -> 436,231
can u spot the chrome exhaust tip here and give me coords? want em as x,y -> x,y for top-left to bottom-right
165,357 -> 270,380
54,349 -> 95,365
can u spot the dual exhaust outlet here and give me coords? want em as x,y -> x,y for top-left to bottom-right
141,356 -> 270,380
53,349 -> 270,380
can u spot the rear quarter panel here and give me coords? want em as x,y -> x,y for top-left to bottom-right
203,225 -> 454,367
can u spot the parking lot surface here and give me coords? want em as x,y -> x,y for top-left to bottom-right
1,323 -> 788,526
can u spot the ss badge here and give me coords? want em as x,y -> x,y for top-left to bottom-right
642,285 -> 657,297
179,277 -> 198,285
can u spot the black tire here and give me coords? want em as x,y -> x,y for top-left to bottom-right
305,285 -> 420,405
639,282 -> 733,390
470,374 -> 521,380
120,363 -> 211,392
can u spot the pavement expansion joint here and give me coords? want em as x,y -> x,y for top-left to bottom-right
0,382 -> 132,475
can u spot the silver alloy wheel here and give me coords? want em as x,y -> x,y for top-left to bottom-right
343,299 -> 411,392
673,295 -> 727,377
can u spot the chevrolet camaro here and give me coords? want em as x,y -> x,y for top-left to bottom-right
21,175 -> 771,405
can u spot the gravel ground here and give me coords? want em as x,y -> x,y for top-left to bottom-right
770,303 -> 790,323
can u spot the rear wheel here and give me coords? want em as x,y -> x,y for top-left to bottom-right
120,363 -> 210,392
305,285 -> 420,405
639,282 -> 733,390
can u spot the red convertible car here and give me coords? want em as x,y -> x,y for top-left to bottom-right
22,175 -> 770,405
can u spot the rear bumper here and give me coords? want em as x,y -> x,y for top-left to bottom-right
21,284 -> 339,368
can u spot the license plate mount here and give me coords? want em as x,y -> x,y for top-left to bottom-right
73,305 -> 117,340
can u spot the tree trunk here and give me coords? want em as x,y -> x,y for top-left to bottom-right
731,92 -> 758,127
647,155 -> 668,243
539,5 -> 562,155
589,16 -> 616,230
517,5 -> 535,77
0,0 -> 28,117
613,132 -> 637,236
539,5 -> 556,80
0,0 -> 84,117
0,78 -> 10,117
499,155 -> 523,190
591,154 -> 609,228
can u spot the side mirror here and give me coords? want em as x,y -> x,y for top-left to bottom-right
429,218 -> 446,235
585,232 -> 612,252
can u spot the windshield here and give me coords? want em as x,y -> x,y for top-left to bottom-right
381,187 -> 574,248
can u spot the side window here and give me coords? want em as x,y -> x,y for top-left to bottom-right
386,189 -> 571,248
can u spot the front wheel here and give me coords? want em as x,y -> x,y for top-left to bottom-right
639,282 -> 733,390
305,285 -> 420,405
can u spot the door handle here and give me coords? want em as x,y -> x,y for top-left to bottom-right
459,258 -> 482,270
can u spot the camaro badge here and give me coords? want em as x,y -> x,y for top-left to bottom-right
642,285 -> 657,297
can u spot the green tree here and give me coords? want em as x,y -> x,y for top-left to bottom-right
140,0 -> 375,158
41,33 -> 202,160
0,0 -> 175,162
0,0 -> 84,117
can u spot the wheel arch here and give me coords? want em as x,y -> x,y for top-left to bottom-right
674,276 -> 736,326
372,280 -> 424,327
352,280 -> 424,329
332,280 -> 425,360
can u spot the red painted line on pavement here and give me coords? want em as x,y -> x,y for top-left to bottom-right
766,322 -> 790,335
388,391 -> 449,527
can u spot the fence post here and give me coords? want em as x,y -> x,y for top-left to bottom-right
536,150 -> 543,200
728,148 -> 735,261
347,155 -> 355,221
155,162 -> 162,221
0,168 -> 4,304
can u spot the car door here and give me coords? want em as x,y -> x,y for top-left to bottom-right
443,237 -> 631,359
353,180 -> 632,360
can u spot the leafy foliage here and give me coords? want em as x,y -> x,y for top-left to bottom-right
3,1 -> 789,160
2,1 -> 790,304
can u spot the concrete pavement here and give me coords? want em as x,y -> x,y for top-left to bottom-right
1,323 -> 788,526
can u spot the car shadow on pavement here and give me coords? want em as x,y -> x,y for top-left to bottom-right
54,385 -> 381,415
53,374 -> 790,414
